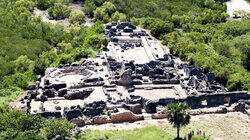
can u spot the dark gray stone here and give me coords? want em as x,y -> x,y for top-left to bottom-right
44,89 -> 55,98
207,72 -> 215,83
64,109 -> 82,121
58,88 -> 67,97
64,88 -> 93,100
28,84 -> 36,90
145,101 -> 157,113
124,104 -> 142,114
37,111 -> 62,118
119,69 -> 132,85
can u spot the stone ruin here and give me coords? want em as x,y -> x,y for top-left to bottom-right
12,22 -> 250,127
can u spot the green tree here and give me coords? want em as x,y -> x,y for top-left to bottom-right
165,103 -> 191,139
40,119 -> 74,140
101,2 -> 116,16
36,0 -> 53,10
34,51 -> 57,75
93,7 -> 105,21
69,10 -> 86,24
48,3 -> 71,20
15,0 -> 35,11
111,11 -> 127,22
13,55 -> 34,74
84,0 -> 97,17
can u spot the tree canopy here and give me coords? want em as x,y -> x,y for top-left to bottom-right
165,103 -> 191,139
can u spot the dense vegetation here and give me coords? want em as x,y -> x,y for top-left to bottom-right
0,0 -> 107,109
164,21 -> 250,91
0,0 -> 249,139
85,0 -> 250,91
0,110 -> 74,139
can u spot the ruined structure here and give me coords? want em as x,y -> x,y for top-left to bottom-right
12,22 -> 250,126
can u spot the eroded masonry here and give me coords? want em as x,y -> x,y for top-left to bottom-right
12,22 -> 249,126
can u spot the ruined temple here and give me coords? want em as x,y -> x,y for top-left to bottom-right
12,22 -> 250,126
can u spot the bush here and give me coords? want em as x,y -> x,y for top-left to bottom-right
13,55 -> 35,74
0,73 -> 30,89
0,87 -> 23,108
36,0 -> 54,10
69,10 -> 86,24
48,3 -> 71,20
15,0 -> 35,11
34,51 -> 57,75
40,119 -> 74,140
84,34 -> 105,49
84,0 -> 97,17
130,17 -> 141,26
142,17 -> 174,38
93,7 -> 106,21
93,2 -> 116,21
111,11 -> 127,22
0,110 -> 45,140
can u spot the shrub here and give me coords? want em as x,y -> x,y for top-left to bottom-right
0,73 -> 30,89
48,3 -> 71,20
34,51 -> 57,75
84,0 -> 97,17
40,119 -> 74,140
69,10 -> 86,24
111,11 -> 127,22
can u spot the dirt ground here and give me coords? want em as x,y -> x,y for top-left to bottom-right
83,112 -> 250,140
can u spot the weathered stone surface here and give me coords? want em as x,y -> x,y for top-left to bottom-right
37,111 -> 61,118
93,115 -> 110,124
71,118 -> 85,127
110,109 -> 144,123
27,90 -> 37,99
55,106 -> 61,110
71,62 -> 78,67
145,101 -> 157,113
58,88 -> 67,97
83,107 -> 104,116
64,88 -> 93,100
186,66 -> 203,77
124,103 -> 142,114
44,89 -> 55,98
126,95 -> 142,104
83,101 -> 106,116
119,69 -> 132,85
232,101 -> 246,112
52,83 -> 67,91
64,108 -> 82,121
152,113 -> 167,119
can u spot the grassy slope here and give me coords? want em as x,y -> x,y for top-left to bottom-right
88,114 -> 249,140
